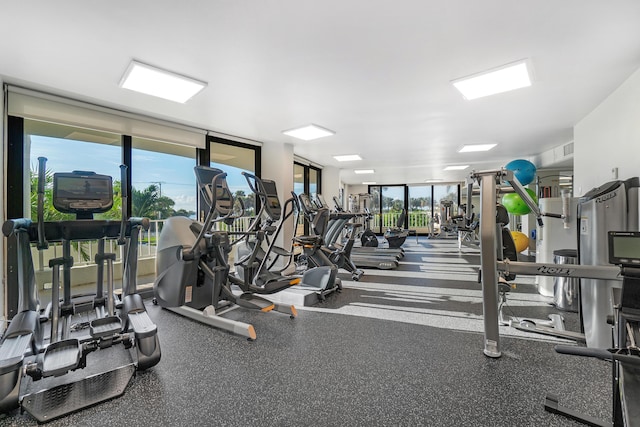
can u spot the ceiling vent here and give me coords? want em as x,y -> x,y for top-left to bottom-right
563,142 -> 574,156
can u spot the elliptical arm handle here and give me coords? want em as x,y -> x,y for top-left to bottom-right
36,157 -> 49,250
118,164 -> 129,245
241,171 -> 266,198
189,172 -> 228,256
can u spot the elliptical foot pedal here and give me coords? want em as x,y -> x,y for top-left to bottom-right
90,316 -> 122,338
21,364 -> 135,422
237,294 -> 275,312
41,339 -> 82,377
128,311 -> 157,338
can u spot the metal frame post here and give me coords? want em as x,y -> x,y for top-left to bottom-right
478,171 -> 501,358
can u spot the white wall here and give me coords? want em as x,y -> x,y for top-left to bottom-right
1,78 -> 5,323
321,165 -> 341,208
0,78 -> 7,324
261,141 -> 295,256
574,67 -> 640,196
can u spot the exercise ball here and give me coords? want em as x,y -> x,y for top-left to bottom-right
505,159 -> 537,185
501,189 -> 538,215
511,231 -> 530,253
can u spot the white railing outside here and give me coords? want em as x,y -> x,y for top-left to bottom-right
370,211 -> 432,231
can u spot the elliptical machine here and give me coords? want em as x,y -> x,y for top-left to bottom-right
0,158 -> 160,422
153,166 -> 300,340
234,173 -> 341,301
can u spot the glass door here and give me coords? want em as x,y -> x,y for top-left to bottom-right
408,185 -> 432,235
380,186 -> 405,234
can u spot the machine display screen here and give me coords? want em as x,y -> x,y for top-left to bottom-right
53,172 -> 113,213
262,180 -> 281,212
608,231 -> 640,265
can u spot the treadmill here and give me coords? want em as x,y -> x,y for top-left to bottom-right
312,194 -> 401,269
318,194 -> 405,259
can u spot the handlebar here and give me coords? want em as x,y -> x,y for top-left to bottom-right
118,164 -> 129,245
555,344 -> 640,367
188,172 -> 231,257
2,218 -> 32,237
241,171 -> 265,197
36,157 -> 49,250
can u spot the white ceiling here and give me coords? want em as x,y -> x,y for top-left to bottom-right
2,1 -> 640,185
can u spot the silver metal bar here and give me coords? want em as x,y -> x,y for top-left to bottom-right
497,260 -> 621,280
50,264 -> 60,343
478,171 -> 501,358
508,170 -> 543,218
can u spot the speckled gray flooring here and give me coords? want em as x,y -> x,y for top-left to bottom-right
1,239 -> 613,426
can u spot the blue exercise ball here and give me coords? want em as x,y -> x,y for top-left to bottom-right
505,159 -> 537,186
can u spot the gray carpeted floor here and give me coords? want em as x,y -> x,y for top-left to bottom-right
1,238 -> 612,426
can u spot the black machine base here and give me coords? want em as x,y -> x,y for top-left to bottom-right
21,363 -> 135,423
544,394 -> 610,427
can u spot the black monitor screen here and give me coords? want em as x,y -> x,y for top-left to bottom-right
53,172 -> 113,213
608,231 -> 640,265
261,180 -> 281,218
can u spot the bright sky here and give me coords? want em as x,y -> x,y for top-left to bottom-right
30,136 -> 252,212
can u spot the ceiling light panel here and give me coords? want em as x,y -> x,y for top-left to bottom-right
354,169 -> 375,174
443,165 -> 469,171
334,154 -> 362,162
452,60 -> 531,100
458,144 -> 497,153
362,181 -> 377,185
283,124 -> 335,141
120,60 -> 207,103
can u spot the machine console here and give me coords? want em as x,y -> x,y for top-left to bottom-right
194,166 -> 233,217
608,231 -> 640,266
53,171 -> 113,216
609,231 -> 640,314
261,180 -> 281,221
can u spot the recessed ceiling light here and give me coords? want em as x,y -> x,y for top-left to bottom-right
334,154 -> 362,162
452,60 -> 531,100
457,144 -> 497,153
444,165 -> 469,171
354,169 -> 375,174
425,179 -> 444,183
283,124 -> 335,141
362,181 -> 377,185
119,60 -> 207,103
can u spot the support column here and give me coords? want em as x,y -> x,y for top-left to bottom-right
478,172 -> 501,358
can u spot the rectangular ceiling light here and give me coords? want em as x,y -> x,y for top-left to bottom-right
354,169 -> 375,174
120,60 -> 207,103
457,143 -> 497,153
452,60 -> 531,100
334,154 -> 362,162
444,165 -> 469,171
283,124 -> 335,141
362,181 -> 377,185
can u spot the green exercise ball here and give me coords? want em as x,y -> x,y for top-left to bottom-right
501,189 -> 538,215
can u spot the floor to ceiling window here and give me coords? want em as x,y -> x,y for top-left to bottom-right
433,184 -> 460,233
132,137 -> 197,220
367,183 -> 459,235
208,136 -> 261,233
380,186 -> 405,234
408,185 -> 432,235
4,86 -> 206,319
